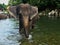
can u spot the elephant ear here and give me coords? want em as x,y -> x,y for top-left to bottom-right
7,6 -> 17,19
30,6 -> 38,20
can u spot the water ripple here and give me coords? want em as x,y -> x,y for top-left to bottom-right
0,18 -> 22,45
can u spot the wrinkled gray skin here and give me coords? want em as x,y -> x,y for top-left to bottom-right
7,3 -> 39,38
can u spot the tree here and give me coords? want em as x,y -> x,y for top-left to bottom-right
8,0 -> 22,6
8,0 -> 60,11
0,4 -> 7,10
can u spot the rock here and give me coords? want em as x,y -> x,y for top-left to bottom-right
0,14 -> 8,20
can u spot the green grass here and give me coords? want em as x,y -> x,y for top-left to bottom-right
20,16 -> 60,45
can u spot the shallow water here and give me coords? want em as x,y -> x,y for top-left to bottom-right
0,18 -> 22,45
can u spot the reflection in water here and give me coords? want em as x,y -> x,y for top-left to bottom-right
0,18 -> 22,45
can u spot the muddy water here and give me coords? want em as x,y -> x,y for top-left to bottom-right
0,18 -> 22,45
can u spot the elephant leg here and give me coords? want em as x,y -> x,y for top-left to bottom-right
31,16 -> 38,29
19,25 -> 22,34
32,21 -> 35,29
29,19 -> 34,29
29,20 -> 33,29
19,20 -> 23,34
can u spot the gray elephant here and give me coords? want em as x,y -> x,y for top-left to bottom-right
7,3 -> 39,38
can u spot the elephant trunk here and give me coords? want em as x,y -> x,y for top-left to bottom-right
23,16 -> 30,38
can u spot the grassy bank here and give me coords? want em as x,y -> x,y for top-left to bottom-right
21,16 -> 60,45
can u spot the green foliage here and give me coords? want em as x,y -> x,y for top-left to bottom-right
8,0 -> 60,11
8,0 -> 22,6
0,4 -> 7,10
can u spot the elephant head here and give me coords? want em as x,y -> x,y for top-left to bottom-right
7,3 -> 38,38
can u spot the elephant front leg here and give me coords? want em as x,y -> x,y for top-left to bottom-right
19,25 -> 22,34
32,24 -> 35,29
19,21 -> 23,34
31,17 -> 37,29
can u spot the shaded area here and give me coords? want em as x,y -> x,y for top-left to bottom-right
21,16 -> 60,45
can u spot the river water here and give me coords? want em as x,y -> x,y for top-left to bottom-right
0,18 -> 22,45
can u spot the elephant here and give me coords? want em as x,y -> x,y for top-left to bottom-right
7,3 -> 39,38
0,13 -> 8,20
